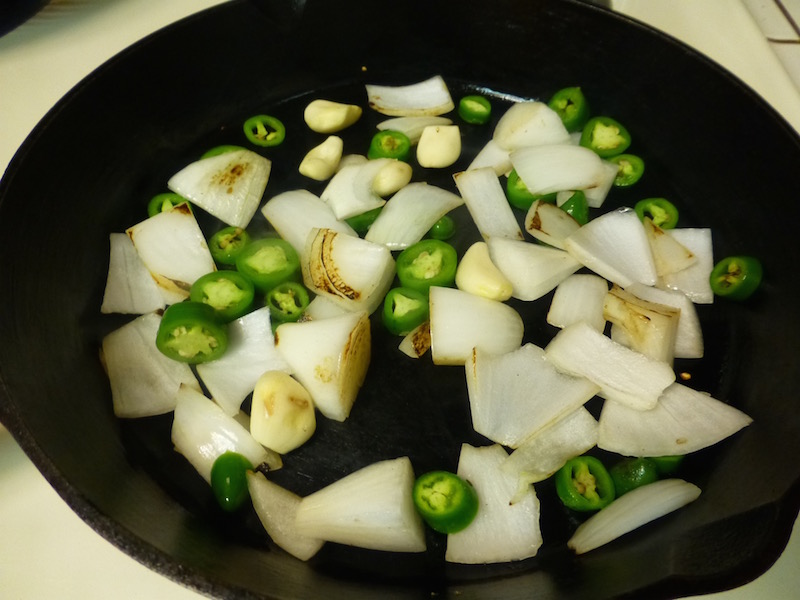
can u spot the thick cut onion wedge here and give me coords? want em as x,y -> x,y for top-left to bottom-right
547,274 -> 608,332
261,189 -> 356,255
659,228 -> 714,304
624,283 -> 704,359
102,312 -> 199,418
492,101 -> 571,150
524,199 -> 581,250
446,444 -> 542,564
502,407 -> 599,487
376,116 -> 452,144
454,167 -> 523,241
598,382 -> 752,456
455,241 -> 513,302
467,139 -> 512,175
643,217 -> 697,277
247,472 -> 325,561
366,75 -> 454,117
365,182 -> 463,250
509,144 -> 609,198
568,479 -> 701,554
545,322 -> 675,411
294,457 -> 426,552
126,203 -> 216,305
398,320 -> 431,358
466,344 -> 599,448
275,310 -> 370,422
487,238 -> 582,301
167,148 -> 270,228
196,307 -> 291,416
429,286 -> 524,366
604,285 -> 680,364
302,227 -> 395,315
564,207 -> 657,288
101,233 -> 165,315
171,385 -> 280,482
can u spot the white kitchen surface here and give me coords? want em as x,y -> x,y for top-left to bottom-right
1,1 -> 798,598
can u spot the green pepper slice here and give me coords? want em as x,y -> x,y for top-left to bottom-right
609,457 -> 660,497
156,301 -> 228,364
382,287 -> 429,336
209,226 -> 251,266
201,144 -> 246,159
265,281 -> 311,323
147,192 -> 189,217
210,451 -> 253,512
650,455 -> 684,476
243,114 -> 286,147
367,130 -> 411,161
560,190 -> 589,226
634,197 -> 679,229
580,116 -> 631,158
412,470 -> 479,534
345,206 -> 383,236
709,255 -> 763,300
506,169 -> 557,210
609,153 -> 645,187
189,271 -> 255,322
235,238 -> 300,293
396,239 -> 458,294
555,455 -> 615,512
547,86 -> 590,133
427,214 -> 456,241
458,95 -> 492,125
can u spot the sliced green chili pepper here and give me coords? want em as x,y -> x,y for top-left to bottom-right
243,114 -> 286,147
147,193 -> 188,217
189,271 -> 255,322
506,169 -> 557,210
382,287 -> 429,336
412,470 -> 479,534
609,153 -> 645,187
650,455 -> 684,476
345,206 -> 383,236
547,86 -> 590,133
156,301 -> 228,364
209,226 -> 251,266
396,239 -> 458,294
580,116 -> 631,158
555,455 -> 615,512
560,190 -> 589,226
709,255 -> 763,300
265,281 -> 311,323
427,214 -> 456,241
235,238 -> 300,293
458,95 -> 492,125
609,457 -> 660,497
367,130 -> 411,161
201,144 -> 246,159
210,451 -> 253,512
634,197 -> 679,229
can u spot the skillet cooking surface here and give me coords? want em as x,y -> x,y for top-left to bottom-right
1,1 -> 799,598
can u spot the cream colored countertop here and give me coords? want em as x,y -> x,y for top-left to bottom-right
0,1 -> 798,598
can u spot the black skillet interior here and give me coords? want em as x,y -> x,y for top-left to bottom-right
1,1 -> 799,598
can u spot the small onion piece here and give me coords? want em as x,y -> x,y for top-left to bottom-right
376,116 -> 453,144
320,159 -> 393,220
467,139 -> 512,175
493,101 -> 571,150
524,199 -> 581,250
398,320 -> 431,358
509,144 -> 609,198
454,167 -> 523,241
365,75 -> 454,117
567,479 -> 702,554
101,233 -> 165,315
642,217 -> 698,277
659,228 -> 715,304
547,273 -> 609,332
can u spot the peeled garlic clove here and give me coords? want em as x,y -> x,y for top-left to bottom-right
250,371 -> 316,454
299,136 -> 343,181
417,125 -> 461,168
372,160 -> 413,197
455,241 -> 513,301
304,99 -> 363,133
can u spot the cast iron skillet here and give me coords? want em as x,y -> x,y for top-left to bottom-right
1,1 -> 799,598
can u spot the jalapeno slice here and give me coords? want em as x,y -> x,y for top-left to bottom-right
412,470 -> 479,534
609,457 -> 659,497
709,255 -> 763,300
396,239 -> 458,294
427,214 -> 456,241
147,192 -> 188,217
650,455 -> 685,476
367,130 -> 411,161
243,114 -> 286,147
506,169 -> 557,210
580,116 -> 631,158
555,455 -> 615,512
547,86 -> 590,133
210,451 -> 253,512
265,281 -> 311,323
458,95 -> 492,125
382,287 -> 430,336
609,153 -> 645,187
634,197 -> 679,229
156,301 -> 228,364
235,238 -> 300,293
345,206 -> 383,236
209,226 -> 251,266
189,271 -> 255,322
560,190 -> 589,225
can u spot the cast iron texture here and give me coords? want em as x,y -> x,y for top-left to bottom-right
1,1 -> 799,598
